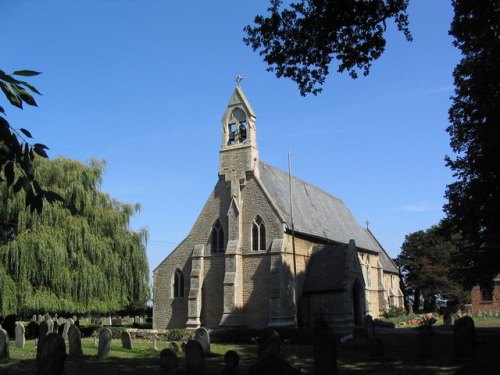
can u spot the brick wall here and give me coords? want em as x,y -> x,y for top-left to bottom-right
471,282 -> 500,314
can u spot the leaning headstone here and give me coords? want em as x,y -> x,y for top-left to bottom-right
185,340 -> 205,373
68,324 -> 84,357
453,316 -> 476,358
121,331 -> 133,350
159,348 -> 178,371
257,328 -> 281,360
169,341 -> 180,352
98,328 -> 112,359
0,328 -> 10,361
194,327 -> 210,354
364,314 -> 375,339
224,350 -> 240,373
37,333 -> 66,375
15,322 -> 25,349
313,320 -> 338,375
62,318 -> 74,341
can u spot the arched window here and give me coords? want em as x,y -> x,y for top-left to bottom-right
173,268 -> 184,298
366,256 -> 371,287
252,216 -> 266,251
210,220 -> 224,253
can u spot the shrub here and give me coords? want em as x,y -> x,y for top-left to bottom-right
167,328 -> 190,341
383,306 -> 406,319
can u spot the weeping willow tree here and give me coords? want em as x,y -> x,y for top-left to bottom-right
0,157 -> 150,316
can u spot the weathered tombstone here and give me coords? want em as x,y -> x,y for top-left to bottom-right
32,314 -> 37,322
37,314 -> 44,324
46,319 -> 54,334
443,311 -> 453,326
185,340 -> 205,373
0,328 -> 10,361
369,337 -> 385,360
98,328 -> 112,359
313,320 -> 338,375
224,350 -> 240,373
159,348 -> 178,371
194,327 -> 210,354
364,314 -> 375,339
57,317 -> 65,326
62,318 -> 74,341
26,321 -> 39,340
15,322 -> 25,349
44,313 -> 51,321
453,316 -> 476,358
416,327 -> 434,360
257,328 -> 281,360
37,333 -> 66,375
121,331 -> 133,350
352,326 -> 369,348
68,324 -> 84,357
111,318 -> 123,326
169,341 -> 180,352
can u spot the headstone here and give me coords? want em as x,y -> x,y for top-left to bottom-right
62,318 -> 74,341
159,348 -> 178,371
32,314 -> 37,322
72,315 -> 78,322
364,314 -> 375,339
257,328 -> 281,360
46,319 -> 54,334
52,320 -> 59,334
369,337 -> 385,360
111,318 -> 123,326
68,324 -> 84,357
37,320 -> 50,359
224,350 -> 240,373
0,328 -> 10,361
453,316 -> 476,358
169,341 -> 180,352
185,340 -> 205,373
121,331 -> 133,350
194,327 -> 210,354
57,317 -> 65,326
44,313 -> 51,321
313,321 -> 338,375
408,303 -> 414,315
15,322 -> 25,349
37,333 -> 66,375
98,328 -> 112,359
37,314 -> 44,324
26,321 -> 39,340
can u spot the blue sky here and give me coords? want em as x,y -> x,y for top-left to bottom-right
2,0 -> 460,276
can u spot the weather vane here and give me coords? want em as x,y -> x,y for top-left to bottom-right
235,74 -> 243,87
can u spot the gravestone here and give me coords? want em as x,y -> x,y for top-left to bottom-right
257,328 -> 281,360
32,314 -> 37,322
37,314 -> 43,324
121,331 -> 133,350
15,322 -> 25,349
26,321 -> 39,340
37,320 -> 50,359
52,320 -> 59,334
194,327 -> 210,354
46,319 -> 54,334
159,348 -> 178,371
224,350 -> 240,373
369,337 -> 385,360
453,316 -> 476,358
364,314 -> 375,339
37,333 -> 66,375
44,313 -> 51,322
0,328 -> 10,361
169,341 -> 180,352
313,321 -> 338,375
185,340 -> 205,373
68,324 -> 84,357
98,328 -> 112,359
408,303 -> 414,315
62,318 -> 74,341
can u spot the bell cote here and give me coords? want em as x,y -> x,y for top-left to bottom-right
219,85 -> 259,179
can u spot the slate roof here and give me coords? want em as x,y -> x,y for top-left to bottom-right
258,162 -> 399,274
302,244 -> 349,293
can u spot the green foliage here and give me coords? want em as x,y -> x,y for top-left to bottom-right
244,0 -> 412,95
0,157 -> 150,315
383,306 -> 406,319
166,328 -> 189,341
0,70 -> 62,214
444,0 -> 500,289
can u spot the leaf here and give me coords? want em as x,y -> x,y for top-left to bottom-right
20,128 -> 33,138
13,176 -> 26,193
12,85 -> 37,107
33,143 -> 49,159
4,160 -> 15,185
0,105 -> 4,114
44,190 -> 64,203
20,81 -> 42,95
13,70 -> 41,77
0,82 -> 22,108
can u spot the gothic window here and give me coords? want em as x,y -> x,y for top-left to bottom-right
365,256 -> 371,288
480,286 -> 493,302
210,220 -> 225,253
252,216 -> 266,251
173,268 -> 184,298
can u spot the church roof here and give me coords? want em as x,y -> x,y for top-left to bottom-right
258,162 -> 399,274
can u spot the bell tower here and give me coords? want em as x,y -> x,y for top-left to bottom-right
219,80 -> 259,180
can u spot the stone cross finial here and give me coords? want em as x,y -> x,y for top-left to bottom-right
366,221 -> 370,229
235,75 -> 243,86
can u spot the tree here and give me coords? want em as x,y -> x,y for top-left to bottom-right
244,0 -> 412,95
397,223 -> 467,312
444,0 -> 500,289
0,157 -> 150,316
0,69 -> 62,213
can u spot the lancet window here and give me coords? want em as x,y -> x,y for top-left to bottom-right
173,268 -> 184,298
210,220 -> 225,253
252,216 -> 266,251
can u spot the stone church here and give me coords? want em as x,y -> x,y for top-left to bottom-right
153,85 -> 403,331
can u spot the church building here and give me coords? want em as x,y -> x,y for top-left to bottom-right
153,84 -> 403,331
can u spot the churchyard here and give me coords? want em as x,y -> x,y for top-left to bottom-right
1,314 -> 500,374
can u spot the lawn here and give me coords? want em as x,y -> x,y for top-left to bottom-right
1,319 -> 500,374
